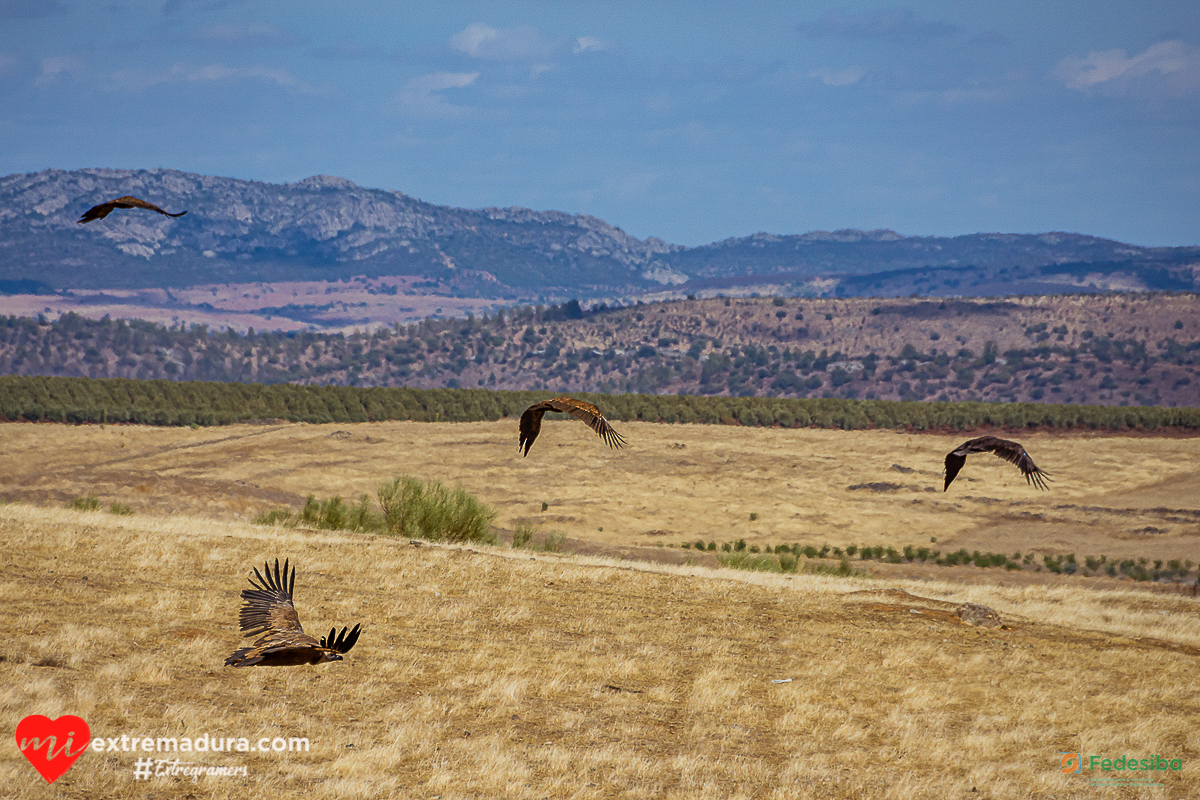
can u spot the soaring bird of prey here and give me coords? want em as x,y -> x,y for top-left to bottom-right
224,558 -> 361,667
77,195 -> 188,224
943,436 -> 1051,492
518,396 -> 626,456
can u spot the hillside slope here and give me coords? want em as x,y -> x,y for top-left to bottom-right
3,168 -> 1197,303
1,292 -> 1198,407
0,168 -> 678,294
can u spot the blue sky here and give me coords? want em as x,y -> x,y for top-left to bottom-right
2,1 -> 1198,247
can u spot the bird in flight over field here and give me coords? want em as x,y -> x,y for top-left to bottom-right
77,195 -> 187,223
943,436 -> 1051,492
224,558 -> 361,667
518,396 -> 626,456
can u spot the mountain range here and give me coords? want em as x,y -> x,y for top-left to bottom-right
3,168 -> 1198,305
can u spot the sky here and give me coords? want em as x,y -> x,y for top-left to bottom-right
1,1 -> 1199,248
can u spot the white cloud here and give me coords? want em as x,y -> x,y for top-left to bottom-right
34,55 -> 81,87
106,62 -> 316,93
808,66 -> 866,87
1055,40 -> 1199,93
397,71 -> 479,117
573,36 -> 608,54
450,22 -> 551,60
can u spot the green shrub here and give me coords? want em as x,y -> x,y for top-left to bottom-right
348,494 -> 377,531
540,532 -> 566,553
321,496 -> 349,530
254,508 -> 295,527
68,493 -> 101,511
512,522 -> 536,548
109,501 -> 133,516
377,475 -> 497,543
718,551 -> 782,572
809,557 -> 861,578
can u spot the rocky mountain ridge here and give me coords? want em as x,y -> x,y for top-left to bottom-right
2,167 -> 1198,303
0,168 -> 680,294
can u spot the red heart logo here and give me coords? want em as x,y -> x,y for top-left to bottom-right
15,715 -> 90,783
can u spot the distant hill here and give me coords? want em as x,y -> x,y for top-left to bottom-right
2,292 -> 1197,409
2,168 -> 1198,305
0,168 -> 679,296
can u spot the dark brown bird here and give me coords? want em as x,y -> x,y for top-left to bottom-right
518,396 -> 626,456
224,558 -> 361,667
77,195 -> 187,224
943,436 -> 1050,492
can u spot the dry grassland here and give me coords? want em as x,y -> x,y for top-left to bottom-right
3,504 -> 1199,799
2,420 -> 1198,568
3,421 -> 1200,797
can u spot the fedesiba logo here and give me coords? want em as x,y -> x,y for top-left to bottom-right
1060,751 -> 1183,775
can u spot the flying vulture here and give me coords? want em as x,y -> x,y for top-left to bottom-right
943,436 -> 1051,492
224,558 -> 361,667
518,396 -> 626,456
77,195 -> 187,224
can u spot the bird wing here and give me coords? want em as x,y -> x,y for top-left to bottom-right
543,396 -> 627,449
518,403 -> 548,456
320,624 -> 362,654
78,195 -> 186,223
943,451 -> 968,491
983,437 -> 1051,490
77,202 -> 118,223
112,195 -> 188,217
237,558 -> 306,639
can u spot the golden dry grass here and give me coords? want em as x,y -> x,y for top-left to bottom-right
2,503 -> 1198,798
2,420 -> 1198,567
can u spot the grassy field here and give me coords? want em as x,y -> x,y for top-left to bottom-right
2,419 -> 1198,568
3,420 -> 1199,797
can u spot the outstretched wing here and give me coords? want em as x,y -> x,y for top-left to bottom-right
78,195 -> 187,223
77,201 -> 119,223
943,451 -> 968,491
543,396 -> 626,449
237,558 -> 306,639
320,624 -> 362,654
981,436 -> 1051,490
518,403 -> 549,456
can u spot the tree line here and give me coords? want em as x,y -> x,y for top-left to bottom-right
2,374 -> 1197,431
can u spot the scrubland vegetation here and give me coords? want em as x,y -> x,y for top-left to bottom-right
2,290 -> 1198,406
